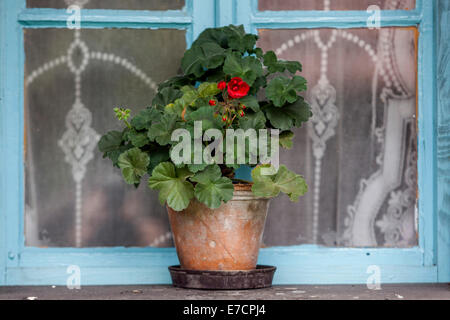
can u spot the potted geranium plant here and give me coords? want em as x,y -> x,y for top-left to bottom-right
98,25 -> 311,289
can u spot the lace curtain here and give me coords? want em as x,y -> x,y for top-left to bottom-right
25,27 -> 186,247
256,0 -> 418,247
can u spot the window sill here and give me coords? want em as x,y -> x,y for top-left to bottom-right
0,284 -> 448,300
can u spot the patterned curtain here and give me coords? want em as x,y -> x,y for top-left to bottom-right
258,0 -> 418,247
25,0 -> 186,247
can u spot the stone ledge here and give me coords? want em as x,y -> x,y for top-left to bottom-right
0,284 -> 449,300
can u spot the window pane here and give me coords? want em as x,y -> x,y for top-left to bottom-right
258,27 -> 418,247
24,28 -> 186,247
258,0 -> 415,11
27,0 -> 184,10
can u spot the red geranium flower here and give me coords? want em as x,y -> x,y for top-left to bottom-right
227,77 -> 250,99
217,81 -> 227,91
209,99 -> 216,106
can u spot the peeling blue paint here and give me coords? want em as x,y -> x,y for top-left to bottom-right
18,8 -> 193,29
417,0 -> 438,268
0,0 -> 26,285
436,0 -> 450,283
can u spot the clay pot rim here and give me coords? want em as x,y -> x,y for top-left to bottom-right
233,183 -> 253,192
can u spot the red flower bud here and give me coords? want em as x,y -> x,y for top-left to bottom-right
222,116 -> 227,122
227,77 -> 250,99
209,99 -> 216,106
240,111 -> 245,117
217,81 -> 227,91
242,105 -> 246,110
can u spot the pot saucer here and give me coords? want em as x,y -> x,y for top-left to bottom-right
168,265 -> 276,290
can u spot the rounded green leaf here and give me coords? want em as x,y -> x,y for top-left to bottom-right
198,82 -> 221,98
181,42 -> 226,77
130,107 -> 162,130
118,148 -> 150,185
263,50 -> 302,74
266,76 -> 307,107
148,162 -> 194,211
251,165 -> 308,202
147,114 -> 179,146
223,52 -> 263,86
128,130 -> 149,148
279,131 -> 295,149
191,165 -> 234,209
238,111 -> 266,130
98,130 -> 123,153
263,98 -> 312,131
238,95 -> 260,112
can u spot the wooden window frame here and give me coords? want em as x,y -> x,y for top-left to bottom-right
0,0 -> 447,285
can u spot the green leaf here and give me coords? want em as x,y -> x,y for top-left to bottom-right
148,162 -> 194,211
263,98 -> 312,131
251,165 -> 308,201
181,42 -> 226,77
179,87 -> 199,105
118,148 -> 150,185
263,51 -> 302,74
239,111 -> 266,130
184,106 -> 223,131
152,87 -> 183,108
176,165 -> 194,181
193,25 -> 258,54
147,148 -> 170,175
164,101 -> 185,116
127,130 -> 149,148
191,165 -> 234,209
223,25 -> 258,53
205,68 -> 227,82
194,180 -> 233,208
250,47 -> 264,59
130,107 -> 162,130
98,130 -> 123,154
279,131 -> 294,149
158,75 -> 193,91
98,130 -> 129,166
188,162 -> 210,174
249,76 -> 267,95
223,52 -> 263,86
197,82 -> 221,98
238,95 -> 260,112
148,114 -> 179,146
193,27 -> 229,48
290,75 -> 308,91
266,76 -> 307,107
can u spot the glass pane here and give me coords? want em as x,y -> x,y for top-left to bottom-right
27,0 -> 184,10
258,0 -> 415,11
257,27 -> 418,247
24,28 -> 186,247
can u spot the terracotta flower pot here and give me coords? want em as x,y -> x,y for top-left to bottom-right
167,184 -> 270,271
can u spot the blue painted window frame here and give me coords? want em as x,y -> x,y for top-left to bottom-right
0,0 -> 446,285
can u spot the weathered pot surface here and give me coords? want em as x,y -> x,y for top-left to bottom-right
167,184 -> 270,271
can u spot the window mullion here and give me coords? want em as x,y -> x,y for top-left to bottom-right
18,8 -> 193,29
251,10 -> 422,29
